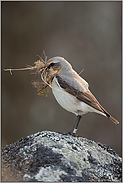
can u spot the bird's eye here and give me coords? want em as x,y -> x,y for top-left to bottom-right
50,63 -> 55,67
47,62 -> 55,69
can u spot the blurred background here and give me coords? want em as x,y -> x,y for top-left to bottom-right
2,2 -> 121,156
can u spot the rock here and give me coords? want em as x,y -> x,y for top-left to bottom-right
1,131 -> 122,182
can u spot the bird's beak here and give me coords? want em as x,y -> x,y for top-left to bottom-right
46,62 -> 51,67
45,62 -> 51,71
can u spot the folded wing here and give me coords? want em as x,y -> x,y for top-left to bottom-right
56,75 -> 119,124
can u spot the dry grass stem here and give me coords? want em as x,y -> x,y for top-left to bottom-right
4,53 -> 52,96
79,69 -> 84,76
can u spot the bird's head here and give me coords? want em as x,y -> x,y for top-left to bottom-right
46,57 -> 72,77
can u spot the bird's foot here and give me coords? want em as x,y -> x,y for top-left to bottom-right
67,131 -> 77,137
57,131 -> 78,137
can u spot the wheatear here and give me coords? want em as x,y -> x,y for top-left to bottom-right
45,57 -> 119,135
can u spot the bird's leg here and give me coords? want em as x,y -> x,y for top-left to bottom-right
68,115 -> 81,135
72,115 -> 82,135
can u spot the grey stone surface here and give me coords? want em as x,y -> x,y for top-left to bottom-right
2,131 -> 122,182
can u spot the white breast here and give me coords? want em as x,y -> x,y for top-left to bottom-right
51,77 -> 78,114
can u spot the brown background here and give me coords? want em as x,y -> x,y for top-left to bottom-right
2,2 -> 121,156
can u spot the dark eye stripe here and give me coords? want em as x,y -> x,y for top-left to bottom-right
50,63 -> 55,67
47,62 -> 55,69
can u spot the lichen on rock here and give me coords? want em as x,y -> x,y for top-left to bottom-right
1,131 -> 122,182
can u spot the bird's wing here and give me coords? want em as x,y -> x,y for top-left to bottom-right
56,75 -> 110,116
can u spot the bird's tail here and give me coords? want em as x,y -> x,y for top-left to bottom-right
98,103 -> 119,124
108,115 -> 119,124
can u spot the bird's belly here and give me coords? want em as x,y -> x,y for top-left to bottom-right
52,81 -> 95,115
52,86 -> 79,114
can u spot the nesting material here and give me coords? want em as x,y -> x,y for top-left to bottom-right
4,54 -> 51,96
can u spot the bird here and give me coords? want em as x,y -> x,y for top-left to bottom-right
45,57 -> 119,135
